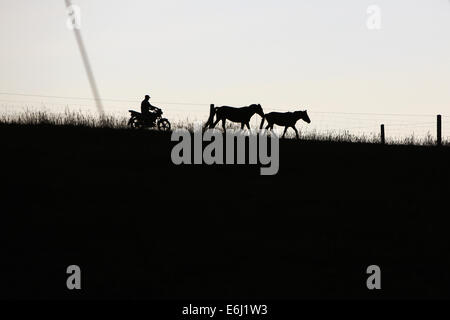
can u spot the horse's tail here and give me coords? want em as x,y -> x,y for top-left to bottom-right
259,115 -> 266,129
204,104 -> 218,129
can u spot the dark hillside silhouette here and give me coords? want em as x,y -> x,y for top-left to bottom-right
1,123 -> 450,300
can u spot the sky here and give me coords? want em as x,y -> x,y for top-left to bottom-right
0,0 -> 449,136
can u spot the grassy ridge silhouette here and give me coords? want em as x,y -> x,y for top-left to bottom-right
1,110 -> 450,299
0,110 -> 446,145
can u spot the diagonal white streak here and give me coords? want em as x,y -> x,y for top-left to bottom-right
64,0 -> 104,117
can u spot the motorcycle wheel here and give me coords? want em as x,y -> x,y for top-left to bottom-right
157,118 -> 171,132
128,116 -> 141,128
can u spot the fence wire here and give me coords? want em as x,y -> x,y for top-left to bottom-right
0,93 -> 448,142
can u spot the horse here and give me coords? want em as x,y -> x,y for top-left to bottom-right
205,104 -> 264,131
260,110 -> 311,139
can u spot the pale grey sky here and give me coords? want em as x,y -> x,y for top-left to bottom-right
0,0 -> 449,134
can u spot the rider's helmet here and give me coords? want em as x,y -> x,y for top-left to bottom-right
145,95 -> 150,99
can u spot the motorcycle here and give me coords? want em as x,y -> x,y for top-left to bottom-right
127,107 -> 171,131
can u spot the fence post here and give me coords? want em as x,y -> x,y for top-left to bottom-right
380,124 -> 385,145
204,104 -> 215,129
437,115 -> 442,146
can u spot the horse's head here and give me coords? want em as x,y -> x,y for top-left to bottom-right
294,110 -> 311,124
250,104 -> 264,117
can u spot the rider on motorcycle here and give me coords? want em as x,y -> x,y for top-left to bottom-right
128,95 -> 170,130
141,94 -> 158,124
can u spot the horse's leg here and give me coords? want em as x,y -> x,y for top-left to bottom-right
241,122 -> 245,130
260,117 -> 265,129
222,119 -> 226,131
210,118 -> 220,129
266,124 -> 274,136
245,122 -> 250,130
293,126 -> 299,139
282,126 -> 288,139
